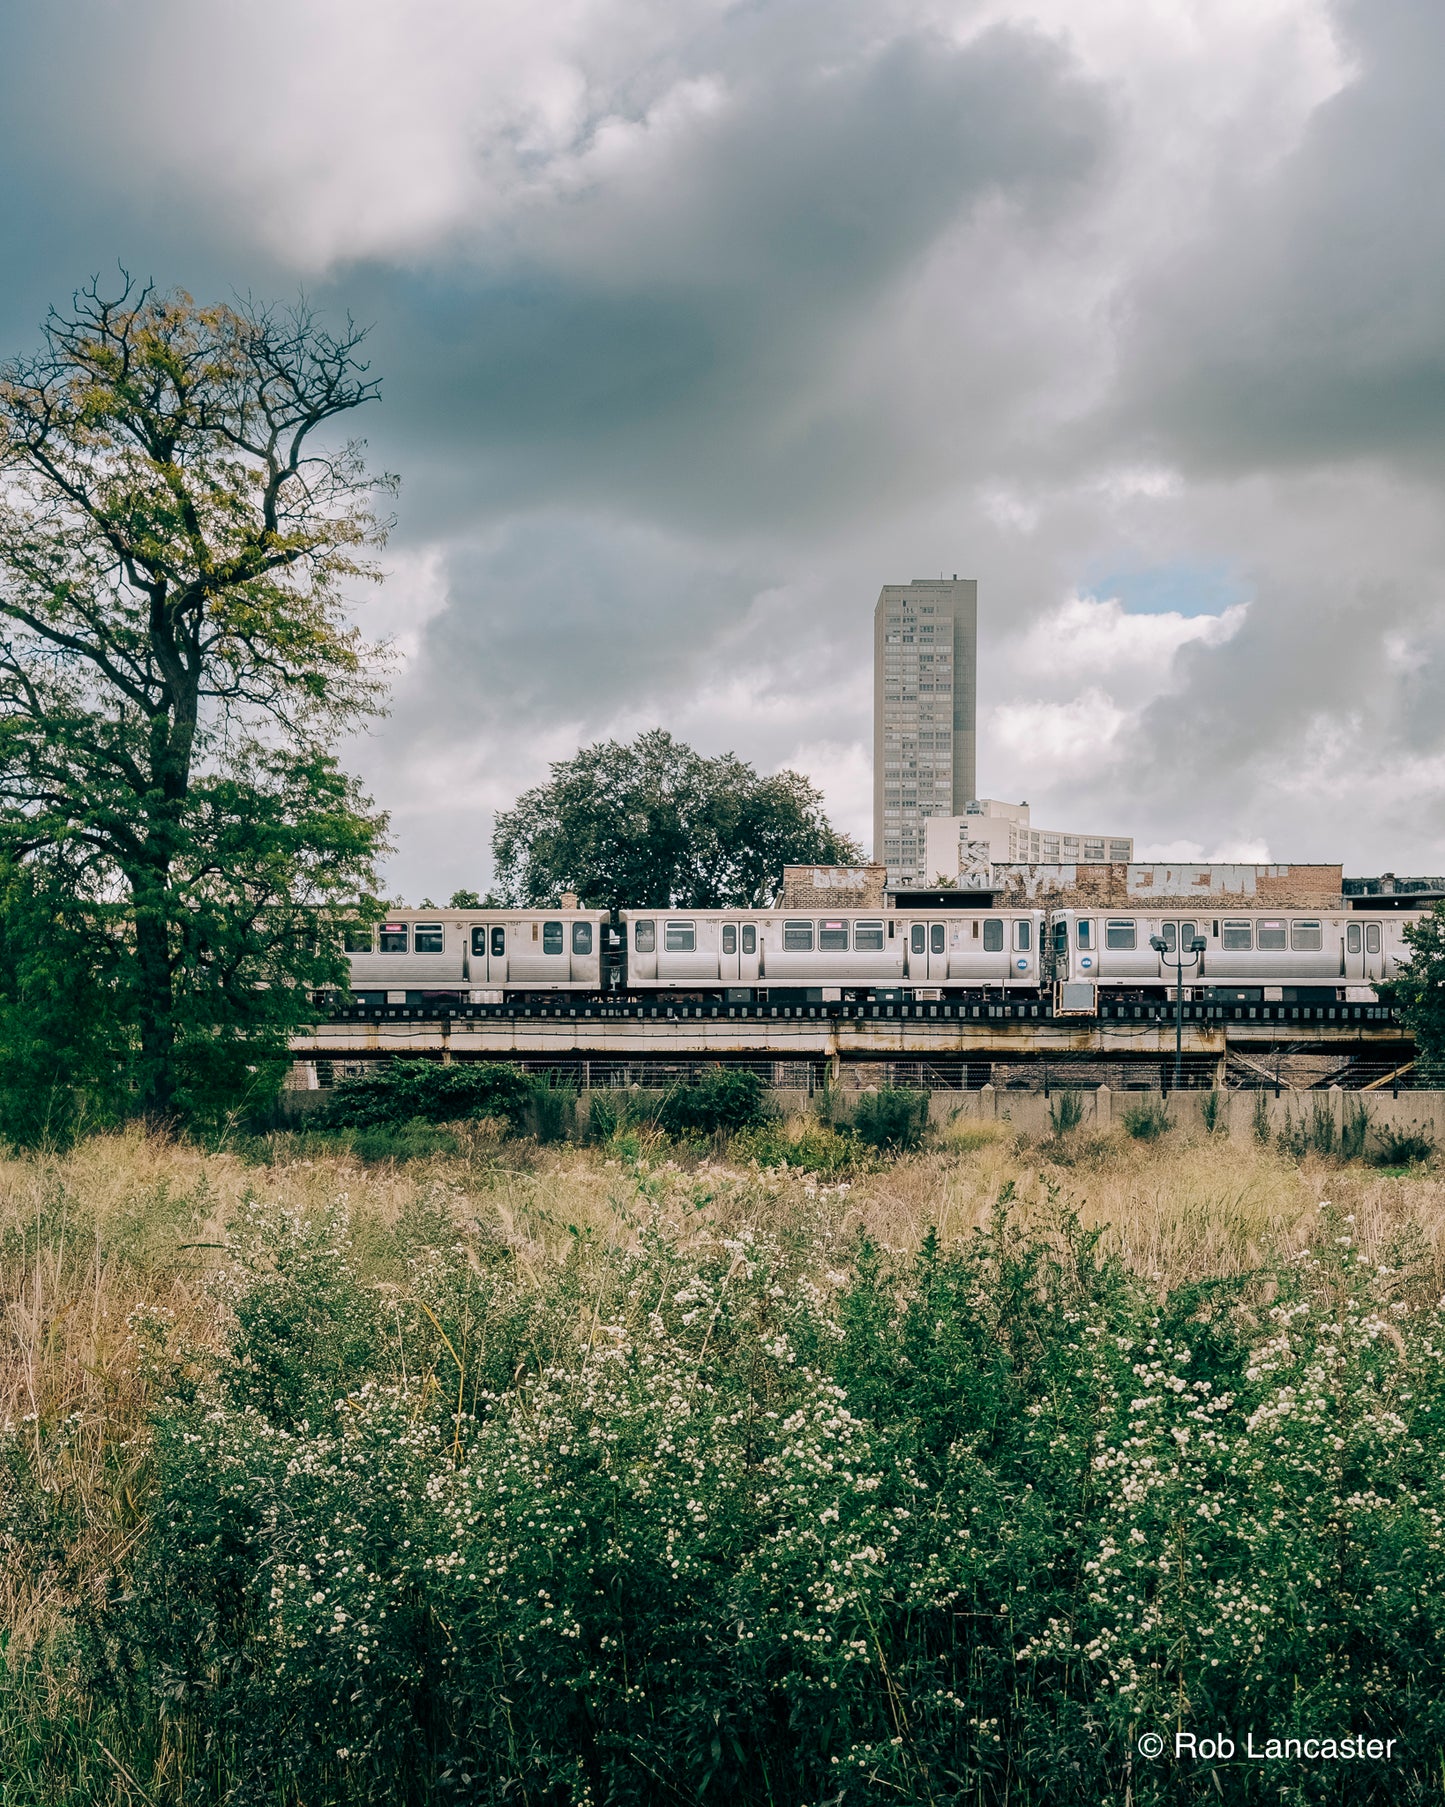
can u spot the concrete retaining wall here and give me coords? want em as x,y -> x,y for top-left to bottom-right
278,1078 -> 1445,1148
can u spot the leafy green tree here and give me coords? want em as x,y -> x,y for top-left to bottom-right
491,728 -> 861,909
0,278 -> 390,1123
1380,901 -> 1445,1079
0,852 -> 129,1144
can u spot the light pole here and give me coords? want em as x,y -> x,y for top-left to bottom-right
1150,933 -> 1207,1092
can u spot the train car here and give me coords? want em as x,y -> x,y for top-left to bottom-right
344,907 -> 609,1002
1050,907 -> 1417,1005
619,907 -> 1045,997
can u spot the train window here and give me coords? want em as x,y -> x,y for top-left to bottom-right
543,921 -> 564,955
414,923 -> 444,954
342,923 -> 372,953
930,923 -> 946,955
492,926 -> 505,958
741,925 -> 757,954
572,922 -> 593,956
471,927 -> 487,957
1222,921 -> 1253,950
379,923 -> 408,953
983,919 -> 1004,952
1257,920 -> 1287,951
665,921 -> 696,952
1105,920 -> 1135,949
1014,920 -> 1032,952
784,920 -> 814,951
1290,920 -> 1323,951
1077,920 -> 1093,950
819,920 -> 849,951
1160,922 -> 1178,953
1347,923 -> 1362,954
634,920 -> 656,953
1053,921 -> 1068,955
722,924 -> 737,955
1180,921 -> 1198,945
854,921 -> 883,950
910,924 -> 926,954
1366,923 -> 1382,954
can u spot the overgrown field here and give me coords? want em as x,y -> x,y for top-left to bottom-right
4,1116 -> 1445,1804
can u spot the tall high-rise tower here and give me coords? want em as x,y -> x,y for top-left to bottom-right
873,577 -> 977,887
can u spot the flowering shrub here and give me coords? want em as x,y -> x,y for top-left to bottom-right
88,1188 -> 1445,1803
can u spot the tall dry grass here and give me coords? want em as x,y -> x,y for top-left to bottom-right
4,1116 -> 1445,1668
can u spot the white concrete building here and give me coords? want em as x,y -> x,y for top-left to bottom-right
924,800 -> 1133,885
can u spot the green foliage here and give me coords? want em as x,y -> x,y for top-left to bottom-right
1381,899 -> 1445,1068
729,1119 -> 870,1175
490,727 -> 861,909
1277,1098 -> 1339,1160
850,1085 -> 929,1150
1199,1087 -> 1226,1135
655,1066 -> 773,1136
0,279 -> 390,1124
527,1076 -> 577,1144
1341,1100 -> 1372,1161
1252,1088 -> 1273,1145
1369,1123 -> 1436,1168
1120,1096 -> 1170,1140
62,1191 -> 1445,1804
0,857 -> 130,1145
315,1059 -> 536,1132
1047,1088 -> 1084,1134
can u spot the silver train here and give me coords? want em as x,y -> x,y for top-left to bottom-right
340,902 -> 1417,1006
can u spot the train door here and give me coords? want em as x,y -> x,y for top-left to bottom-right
739,922 -> 760,982
1345,920 -> 1364,983
927,920 -> 948,983
1158,919 -> 1202,980
1364,919 -> 1383,982
719,921 -> 740,982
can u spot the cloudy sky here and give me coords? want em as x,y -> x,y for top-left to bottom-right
3,0 -> 1443,893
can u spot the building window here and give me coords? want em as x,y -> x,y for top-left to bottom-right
542,920 -> 564,955
664,921 -> 696,952
414,923 -> 444,954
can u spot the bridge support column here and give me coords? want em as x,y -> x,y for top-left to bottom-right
1095,1085 -> 1112,1129
978,1083 -> 996,1119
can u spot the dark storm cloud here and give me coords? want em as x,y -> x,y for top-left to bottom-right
1114,0 -> 1445,473
350,22 -> 1114,540
1,0 -> 1444,893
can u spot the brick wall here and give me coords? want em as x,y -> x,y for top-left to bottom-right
990,863 -> 1345,910
779,864 -> 889,909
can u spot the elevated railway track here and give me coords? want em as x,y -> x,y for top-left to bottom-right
291,997 -> 1415,1093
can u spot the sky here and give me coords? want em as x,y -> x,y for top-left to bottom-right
3,0 -> 1444,893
